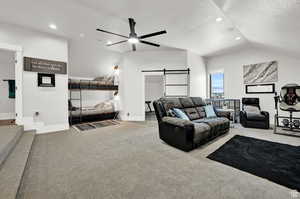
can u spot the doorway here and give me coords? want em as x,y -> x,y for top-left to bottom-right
144,75 -> 164,121
0,49 -> 16,125
0,43 -> 23,126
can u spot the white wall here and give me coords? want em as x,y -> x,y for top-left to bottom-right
69,40 -> 121,78
119,50 -> 187,121
206,45 -> 300,124
0,23 -> 69,133
69,40 -> 122,107
0,50 -> 15,119
187,51 -> 207,98
145,75 -> 164,111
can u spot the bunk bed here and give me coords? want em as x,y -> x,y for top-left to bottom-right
68,78 -> 118,125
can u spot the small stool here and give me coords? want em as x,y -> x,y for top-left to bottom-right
145,101 -> 152,112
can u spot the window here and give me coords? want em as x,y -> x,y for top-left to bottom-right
210,73 -> 224,99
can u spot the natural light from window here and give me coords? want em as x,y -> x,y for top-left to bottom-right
210,73 -> 224,99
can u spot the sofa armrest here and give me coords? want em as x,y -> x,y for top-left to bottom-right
160,117 -> 195,151
240,110 -> 247,116
215,109 -> 231,120
261,111 -> 269,119
240,110 -> 247,123
162,117 -> 194,128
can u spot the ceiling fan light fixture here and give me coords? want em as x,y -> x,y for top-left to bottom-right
49,23 -> 57,30
128,37 -> 139,44
96,18 -> 167,51
216,17 -> 223,22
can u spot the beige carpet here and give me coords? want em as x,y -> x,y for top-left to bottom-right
18,122 -> 300,199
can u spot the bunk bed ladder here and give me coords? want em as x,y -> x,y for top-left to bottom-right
79,80 -> 83,123
68,79 -> 83,125
69,87 -> 72,125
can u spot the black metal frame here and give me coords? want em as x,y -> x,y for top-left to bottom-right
274,92 -> 300,137
68,79 -> 118,125
142,68 -> 190,74
246,83 -> 275,94
38,73 -> 55,87
206,98 -> 240,123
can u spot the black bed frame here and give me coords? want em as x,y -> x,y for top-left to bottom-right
69,112 -> 117,125
68,79 -> 118,125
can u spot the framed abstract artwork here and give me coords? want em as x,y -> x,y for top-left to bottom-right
243,61 -> 278,84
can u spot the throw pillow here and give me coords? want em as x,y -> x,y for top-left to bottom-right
204,105 -> 217,118
167,109 -> 176,117
172,108 -> 190,120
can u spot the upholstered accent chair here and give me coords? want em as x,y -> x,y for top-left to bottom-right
153,97 -> 230,152
240,98 -> 270,129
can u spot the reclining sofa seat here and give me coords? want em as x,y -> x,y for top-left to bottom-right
153,97 -> 230,152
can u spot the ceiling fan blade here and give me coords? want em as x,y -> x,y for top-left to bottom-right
132,44 -> 137,51
106,40 -> 128,46
140,40 -> 160,47
139,30 -> 167,39
128,18 -> 136,35
96,28 -> 128,39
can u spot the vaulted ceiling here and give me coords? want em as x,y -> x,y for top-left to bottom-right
0,0 -> 299,56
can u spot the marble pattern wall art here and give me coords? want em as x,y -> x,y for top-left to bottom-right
243,61 -> 278,84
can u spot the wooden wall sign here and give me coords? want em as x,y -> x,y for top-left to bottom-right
24,57 -> 67,74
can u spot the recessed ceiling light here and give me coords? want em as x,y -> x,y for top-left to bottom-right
79,33 -> 85,38
49,24 -> 57,30
106,41 -> 112,45
235,36 -> 241,40
216,17 -> 223,22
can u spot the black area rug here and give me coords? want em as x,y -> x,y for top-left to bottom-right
207,135 -> 300,191
74,123 -> 96,131
93,120 -> 118,128
74,120 -> 119,132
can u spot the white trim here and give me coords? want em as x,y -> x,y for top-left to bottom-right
0,113 -> 15,120
37,123 -> 70,134
15,51 -> 23,125
0,42 -> 22,52
23,117 -> 35,131
123,116 -> 145,121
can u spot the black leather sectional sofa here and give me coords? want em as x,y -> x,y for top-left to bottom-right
153,97 -> 230,152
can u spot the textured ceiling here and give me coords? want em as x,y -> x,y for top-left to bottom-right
0,0 -> 299,56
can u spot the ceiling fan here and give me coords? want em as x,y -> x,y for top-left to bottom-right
96,18 -> 167,51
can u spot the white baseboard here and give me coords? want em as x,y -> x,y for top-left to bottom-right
23,117 -> 35,131
0,113 -> 15,120
37,123 -> 69,134
22,117 -> 69,134
120,115 -> 145,121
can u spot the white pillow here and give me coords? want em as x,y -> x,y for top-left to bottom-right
244,105 -> 260,114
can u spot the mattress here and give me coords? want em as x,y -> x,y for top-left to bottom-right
70,101 -> 115,117
70,108 -> 114,116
